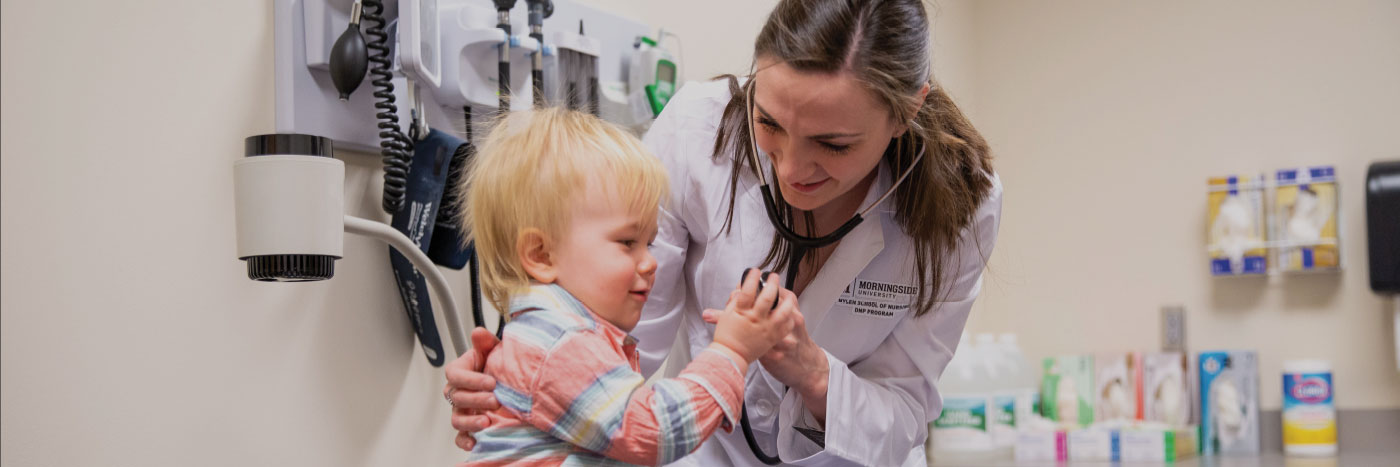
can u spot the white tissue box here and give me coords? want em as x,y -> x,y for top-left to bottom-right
1013,428 -> 1066,462
1067,427 -> 1118,461
1119,425 -> 1197,462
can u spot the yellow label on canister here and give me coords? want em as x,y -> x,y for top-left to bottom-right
1283,417 -> 1336,444
1282,371 -> 1335,447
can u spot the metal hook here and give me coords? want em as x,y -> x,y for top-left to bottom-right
408,80 -> 429,140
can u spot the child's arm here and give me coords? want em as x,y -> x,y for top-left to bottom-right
497,275 -> 790,465
522,332 -> 746,466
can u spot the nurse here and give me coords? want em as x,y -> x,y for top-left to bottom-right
447,0 -> 1002,465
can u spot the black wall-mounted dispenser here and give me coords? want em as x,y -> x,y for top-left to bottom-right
1367,160 -> 1400,293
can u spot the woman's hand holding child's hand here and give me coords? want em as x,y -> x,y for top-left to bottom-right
705,269 -> 797,364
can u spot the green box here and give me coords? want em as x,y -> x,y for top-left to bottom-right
1042,355 -> 1095,426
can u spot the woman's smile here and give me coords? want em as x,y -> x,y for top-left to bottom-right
790,178 -> 830,193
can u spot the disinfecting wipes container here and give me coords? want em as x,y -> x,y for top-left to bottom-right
1282,359 -> 1337,457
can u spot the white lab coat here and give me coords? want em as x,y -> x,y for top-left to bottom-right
635,80 -> 1003,467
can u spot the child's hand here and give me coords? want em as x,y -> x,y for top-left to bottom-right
707,269 -> 796,363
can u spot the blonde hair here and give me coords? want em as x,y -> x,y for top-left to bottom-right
459,107 -> 669,313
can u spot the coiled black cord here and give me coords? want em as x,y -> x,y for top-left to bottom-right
440,107 -> 488,332
361,0 -> 413,213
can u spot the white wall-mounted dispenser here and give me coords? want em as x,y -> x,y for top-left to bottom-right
235,134 -> 345,281
234,133 -> 466,358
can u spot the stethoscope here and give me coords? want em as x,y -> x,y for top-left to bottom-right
737,81 -> 925,464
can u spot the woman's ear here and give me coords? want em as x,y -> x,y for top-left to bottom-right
892,82 -> 932,138
518,228 -> 557,283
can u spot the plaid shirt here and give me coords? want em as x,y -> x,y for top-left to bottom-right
464,284 -> 743,466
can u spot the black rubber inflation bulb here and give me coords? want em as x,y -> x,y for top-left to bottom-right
329,7 -> 368,101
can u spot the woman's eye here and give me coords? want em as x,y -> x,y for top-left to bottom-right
756,118 -> 779,134
819,141 -> 852,154
619,240 -> 636,248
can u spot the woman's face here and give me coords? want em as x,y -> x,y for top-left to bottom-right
751,59 -> 904,215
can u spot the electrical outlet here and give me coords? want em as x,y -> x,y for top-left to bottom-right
1161,305 -> 1186,352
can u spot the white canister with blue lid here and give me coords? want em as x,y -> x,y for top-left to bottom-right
1282,359 -> 1337,457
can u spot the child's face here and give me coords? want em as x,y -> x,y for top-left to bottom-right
550,183 -> 659,332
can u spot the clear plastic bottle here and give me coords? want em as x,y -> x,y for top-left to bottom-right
977,333 -> 1017,450
998,333 -> 1041,427
929,333 -> 1005,464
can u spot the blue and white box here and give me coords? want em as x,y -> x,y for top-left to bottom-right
1199,351 -> 1260,454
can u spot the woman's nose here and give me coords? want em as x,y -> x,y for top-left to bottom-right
772,149 -> 811,182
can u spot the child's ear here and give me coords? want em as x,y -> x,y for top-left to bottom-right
518,228 -> 557,283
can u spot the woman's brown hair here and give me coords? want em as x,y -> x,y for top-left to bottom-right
712,0 -> 994,317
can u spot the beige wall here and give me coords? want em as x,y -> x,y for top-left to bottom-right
960,0 -> 1400,410
0,1 -> 468,465
927,0 -> 979,119
3,1 -> 1396,465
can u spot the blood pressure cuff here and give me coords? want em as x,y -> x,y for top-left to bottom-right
388,128 -> 466,367
426,134 -> 475,270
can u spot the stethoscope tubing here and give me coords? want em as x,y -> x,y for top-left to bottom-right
734,80 -> 925,464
